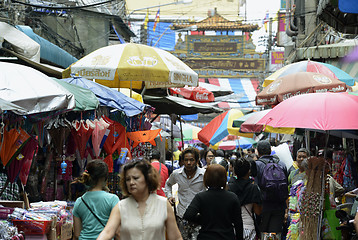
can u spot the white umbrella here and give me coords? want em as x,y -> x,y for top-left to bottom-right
0,62 -> 75,115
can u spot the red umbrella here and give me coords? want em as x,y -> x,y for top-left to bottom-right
257,92 -> 358,130
256,72 -> 347,106
170,86 -> 215,103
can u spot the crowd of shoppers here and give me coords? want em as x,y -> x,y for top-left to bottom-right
65,139 -> 350,240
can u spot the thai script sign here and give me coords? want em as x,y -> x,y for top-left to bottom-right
77,69 -> 112,79
186,58 -> 265,71
271,51 -> 284,64
127,56 -> 158,67
193,42 -> 237,53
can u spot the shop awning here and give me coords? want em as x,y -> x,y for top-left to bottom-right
296,40 -> 357,61
16,25 -> 77,68
199,78 -> 260,109
53,78 -> 99,111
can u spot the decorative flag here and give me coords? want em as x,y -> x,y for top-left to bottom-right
263,11 -> 269,32
153,8 -> 160,32
143,9 -> 149,30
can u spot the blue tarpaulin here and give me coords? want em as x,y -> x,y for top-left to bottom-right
16,25 -> 78,68
339,0 -> 358,14
61,76 -> 150,117
147,22 -> 176,51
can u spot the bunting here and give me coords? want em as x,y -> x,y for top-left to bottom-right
143,9 -> 149,30
153,8 -> 160,32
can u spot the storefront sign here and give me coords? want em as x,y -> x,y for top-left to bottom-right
186,58 -> 264,70
271,51 -> 284,64
188,35 -> 244,57
193,42 -> 237,53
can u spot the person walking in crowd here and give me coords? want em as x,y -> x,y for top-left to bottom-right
165,147 -> 206,240
149,149 -> 169,197
73,160 -> 119,240
288,148 -> 310,190
183,164 -> 243,240
229,158 -> 262,240
97,159 -> 182,240
255,140 -> 288,240
203,148 -> 216,167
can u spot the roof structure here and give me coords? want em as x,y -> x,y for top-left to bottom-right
171,9 -> 258,32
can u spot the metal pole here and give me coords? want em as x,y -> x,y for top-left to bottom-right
179,116 -> 184,149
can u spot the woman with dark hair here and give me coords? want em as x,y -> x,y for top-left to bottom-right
73,160 -> 119,240
228,158 -> 262,240
183,164 -> 243,240
203,148 -> 216,167
97,159 -> 182,240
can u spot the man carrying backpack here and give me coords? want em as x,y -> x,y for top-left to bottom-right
255,140 -> 288,240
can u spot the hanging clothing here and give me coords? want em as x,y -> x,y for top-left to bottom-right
7,136 -> 38,183
102,116 -> 129,172
91,118 -> 109,157
126,129 -> 162,148
0,127 -> 30,167
71,120 -> 93,159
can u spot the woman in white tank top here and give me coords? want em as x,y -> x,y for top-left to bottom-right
97,159 -> 182,240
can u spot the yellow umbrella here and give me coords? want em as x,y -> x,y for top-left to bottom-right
63,43 -> 198,90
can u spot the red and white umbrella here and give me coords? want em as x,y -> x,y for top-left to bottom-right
170,86 -> 215,103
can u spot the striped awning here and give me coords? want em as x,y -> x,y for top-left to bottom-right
199,78 -> 260,109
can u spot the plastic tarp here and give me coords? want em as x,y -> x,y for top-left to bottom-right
143,95 -> 223,115
0,22 -> 40,62
61,77 -> 150,117
0,62 -> 75,115
16,25 -> 78,68
0,99 -> 26,114
53,78 -> 99,111
339,0 -> 358,14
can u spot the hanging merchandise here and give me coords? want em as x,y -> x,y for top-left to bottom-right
90,118 -> 110,157
0,126 -> 30,166
6,136 -> 38,184
46,117 -> 72,156
300,157 -> 325,240
71,120 -> 94,159
126,129 -> 162,148
102,116 -> 129,172
19,137 -> 38,185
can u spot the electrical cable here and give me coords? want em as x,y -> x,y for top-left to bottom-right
10,0 -> 114,10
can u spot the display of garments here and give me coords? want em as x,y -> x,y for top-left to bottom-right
1,127 -> 30,166
73,191 -> 119,240
102,116 -> 129,172
90,118 -> 109,157
71,120 -> 93,159
126,129 -> 161,148
119,193 -> 167,240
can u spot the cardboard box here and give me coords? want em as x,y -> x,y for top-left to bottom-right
0,200 -> 24,209
60,222 -> 72,240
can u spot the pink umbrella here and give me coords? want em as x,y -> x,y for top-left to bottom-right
239,109 -> 295,134
257,92 -> 358,130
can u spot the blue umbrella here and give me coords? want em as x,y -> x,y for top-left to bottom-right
61,76 -> 150,117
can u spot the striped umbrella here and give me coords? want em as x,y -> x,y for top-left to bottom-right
263,60 -> 355,87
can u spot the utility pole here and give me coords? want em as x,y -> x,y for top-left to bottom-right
264,17 -> 273,87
